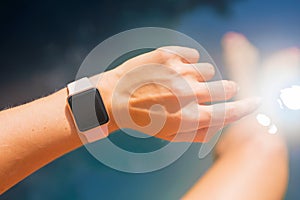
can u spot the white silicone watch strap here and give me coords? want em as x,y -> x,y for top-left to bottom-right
67,77 -> 93,96
67,77 -> 108,143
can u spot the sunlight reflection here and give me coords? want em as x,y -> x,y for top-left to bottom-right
279,85 -> 300,110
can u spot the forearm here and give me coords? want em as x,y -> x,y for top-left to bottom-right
183,144 -> 288,200
0,88 -> 82,193
0,46 -> 262,195
183,116 -> 288,200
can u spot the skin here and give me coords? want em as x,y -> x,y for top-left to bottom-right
183,115 -> 288,200
183,33 -> 289,200
0,46 -> 260,194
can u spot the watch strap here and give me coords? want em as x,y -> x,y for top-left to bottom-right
67,77 -> 108,143
67,77 -> 94,96
81,125 -> 108,143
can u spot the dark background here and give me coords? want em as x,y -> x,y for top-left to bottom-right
1,0 -> 300,199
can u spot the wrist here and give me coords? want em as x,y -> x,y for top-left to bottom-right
37,88 -> 83,149
90,70 -> 121,134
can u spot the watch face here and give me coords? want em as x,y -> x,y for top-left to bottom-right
68,88 -> 109,132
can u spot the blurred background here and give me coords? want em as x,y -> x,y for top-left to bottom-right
1,0 -> 300,199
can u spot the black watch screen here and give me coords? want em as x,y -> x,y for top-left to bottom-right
68,88 -> 109,132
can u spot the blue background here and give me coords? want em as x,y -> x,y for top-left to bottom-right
1,0 -> 300,199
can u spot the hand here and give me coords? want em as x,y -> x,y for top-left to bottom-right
95,46 -> 261,142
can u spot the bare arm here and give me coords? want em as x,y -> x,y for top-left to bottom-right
183,115 -> 288,200
183,32 -> 289,200
0,88 -> 84,193
0,46 -> 260,194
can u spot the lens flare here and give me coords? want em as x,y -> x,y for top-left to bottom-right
256,113 -> 278,134
279,85 -> 300,110
256,113 -> 271,127
268,124 -> 278,134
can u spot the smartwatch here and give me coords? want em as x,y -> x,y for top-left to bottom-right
67,77 -> 109,143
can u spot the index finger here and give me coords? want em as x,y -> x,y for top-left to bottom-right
203,97 -> 262,126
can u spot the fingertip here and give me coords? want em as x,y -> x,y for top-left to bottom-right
245,96 -> 262,108
223,32 -> 245,42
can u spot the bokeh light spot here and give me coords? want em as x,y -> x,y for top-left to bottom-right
256,113 -> 271,127
280,85 -> 300,110
268,124 -> 278,134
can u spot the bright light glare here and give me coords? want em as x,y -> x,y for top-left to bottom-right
280,85 -> 300,110
256,113 -> 278,134
256,113 -> 271,127
268,124 -> 278,134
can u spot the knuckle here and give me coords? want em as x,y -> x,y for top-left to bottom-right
173,64 -> 185,74
153,49 -> 170,63
155,48 -> 177,63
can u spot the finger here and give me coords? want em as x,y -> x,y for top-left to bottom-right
158,46 -> 200,63
163,97 -> 260,133
202,97 -> 262,127
177,62 -> 215,82
188,80 -> 238,103
164,126 -> 223,143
